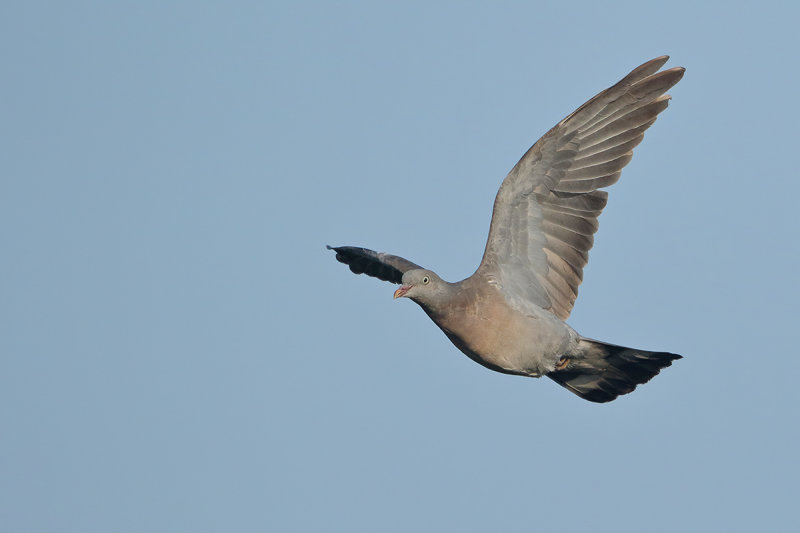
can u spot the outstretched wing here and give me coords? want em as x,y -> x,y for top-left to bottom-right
327,245 -> 423,284
478,56 -> 684,320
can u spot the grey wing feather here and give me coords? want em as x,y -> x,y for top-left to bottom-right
478,56 -> 684,319
327,245 -> 422,284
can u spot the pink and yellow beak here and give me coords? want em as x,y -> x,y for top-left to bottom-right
393,285 -> 411,299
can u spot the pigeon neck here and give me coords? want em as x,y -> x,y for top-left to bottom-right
412,281 -> 459,318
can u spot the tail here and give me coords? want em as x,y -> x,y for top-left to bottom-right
547,338 -> 682,403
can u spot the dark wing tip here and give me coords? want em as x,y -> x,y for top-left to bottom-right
326,245 -> 414,284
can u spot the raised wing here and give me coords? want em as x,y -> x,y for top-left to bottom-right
478,56 -> 684,320
327,245 -> 423,284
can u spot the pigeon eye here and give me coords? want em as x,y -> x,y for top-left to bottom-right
422,276 -> 430,284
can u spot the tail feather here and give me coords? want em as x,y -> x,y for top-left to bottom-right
548,338 -> 681,403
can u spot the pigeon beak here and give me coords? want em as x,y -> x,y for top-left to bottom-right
393,285 -> 411,299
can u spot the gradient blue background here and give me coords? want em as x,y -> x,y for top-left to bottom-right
3,1 -> 799,531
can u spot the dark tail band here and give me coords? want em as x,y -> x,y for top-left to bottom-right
548,338 -> 682,403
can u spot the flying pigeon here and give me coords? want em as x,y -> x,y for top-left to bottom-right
329,56 -> 684,402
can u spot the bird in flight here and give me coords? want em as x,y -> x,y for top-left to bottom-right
329,56 -> 684,403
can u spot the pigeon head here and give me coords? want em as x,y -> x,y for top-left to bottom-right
393,269 -> 446,304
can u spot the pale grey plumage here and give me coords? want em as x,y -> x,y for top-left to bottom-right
329,57 -> 684,403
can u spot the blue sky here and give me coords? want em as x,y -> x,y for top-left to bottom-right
2,1 -> 799,532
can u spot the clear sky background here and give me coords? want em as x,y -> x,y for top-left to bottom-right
2,1 -> 799,532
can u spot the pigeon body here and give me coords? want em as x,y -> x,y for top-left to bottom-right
395,270 -> 577,377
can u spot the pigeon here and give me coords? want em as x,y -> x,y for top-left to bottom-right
329,56 -> 684,402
